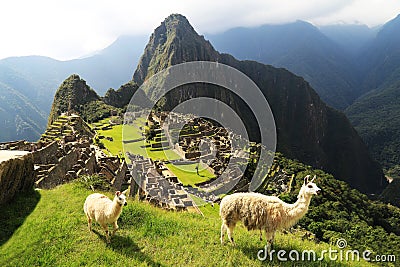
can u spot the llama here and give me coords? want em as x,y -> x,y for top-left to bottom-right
83,189 -> 128,243
219,175 -> 320,248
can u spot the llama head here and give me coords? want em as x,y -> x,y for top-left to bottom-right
115,189 -> 128,206
301,175 -> 321,196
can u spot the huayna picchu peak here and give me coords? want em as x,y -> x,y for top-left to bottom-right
48,74 -> 124,126
47,74 -> 100,126
133,14 -> 220,85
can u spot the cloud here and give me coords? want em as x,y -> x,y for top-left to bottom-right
186,0 -> 352,33
0,0 -> 399,60
311,0 -> 400,26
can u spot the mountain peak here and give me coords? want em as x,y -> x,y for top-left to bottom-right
59,74 -> 99,100
132,14 -> 219,84
163,13 -> 191,26
154,13 -> 195,38
47,74 -> 99,125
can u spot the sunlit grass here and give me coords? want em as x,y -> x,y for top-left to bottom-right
0,183 -> 372,267
166,163 -> 215,186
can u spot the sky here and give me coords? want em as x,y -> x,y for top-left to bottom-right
1,0 -> 400,61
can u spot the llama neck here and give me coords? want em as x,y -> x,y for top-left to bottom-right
108,200 -> 123,217
285,194 -> 313,227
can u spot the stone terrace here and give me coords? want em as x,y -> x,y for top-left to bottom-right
127,153 -> 198,212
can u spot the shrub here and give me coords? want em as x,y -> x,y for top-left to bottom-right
77,175 -> 110,191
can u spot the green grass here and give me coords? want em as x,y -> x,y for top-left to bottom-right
96,122 -> 144,156
96,118 -> 180,160
97,124 -> 124,155
0,183 -> 373,266
166,163 -> 215,186
145,145 -> 181,161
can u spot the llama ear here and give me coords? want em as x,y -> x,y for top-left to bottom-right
122,189 -> 129,195
116,191 -> 121,196
304,175 -> 310,185
310,175 -> 316,183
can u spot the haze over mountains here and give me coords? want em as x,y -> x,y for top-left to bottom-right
1,13 -> 400,178
207,15 -> 400,171
208,21 -> 375,109
0,35 -> 147,142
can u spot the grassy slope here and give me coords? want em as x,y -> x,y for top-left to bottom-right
0,183 -> 372,266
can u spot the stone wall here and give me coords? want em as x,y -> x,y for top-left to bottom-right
35,148 -> 79,189
113,160 -> 127,190
32,141 -> 59,164
0,153 -> 35,204
84,149 -> 97,174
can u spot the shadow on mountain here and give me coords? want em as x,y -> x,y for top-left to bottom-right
0,188 -> 41,246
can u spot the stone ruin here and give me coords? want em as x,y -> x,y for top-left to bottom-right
121,111 -> 256,212
34,140 -> 97,189
0,114 -> 134,204
126,153 -> 197,212
149,111 -> 251,194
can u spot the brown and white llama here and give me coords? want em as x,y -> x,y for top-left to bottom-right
219,175 -> 321,248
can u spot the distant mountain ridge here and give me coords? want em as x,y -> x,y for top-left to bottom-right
359,14 -> 400,92
0,35 -> 147,142
207,20 -> 363,109
205,15 -> 400,171
318,24 -> 377,56
345,14 -> 400,170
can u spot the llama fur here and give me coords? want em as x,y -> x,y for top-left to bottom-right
83,189 -> 128,243
219,175 -> 320,247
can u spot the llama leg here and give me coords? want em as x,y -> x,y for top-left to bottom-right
227,222 -> 236,246
86,214 -> 92,232
112,221 -> 119,236
259,229 -> 263,241
265,231 -> 275,251
101,223 -> 110,243
270,232 -> 275,248
220,223 -> 227,245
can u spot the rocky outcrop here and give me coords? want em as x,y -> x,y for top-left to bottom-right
0,151 -> 35,204
104,81 -> 139,108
